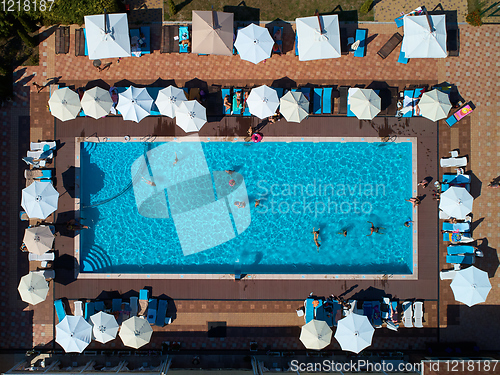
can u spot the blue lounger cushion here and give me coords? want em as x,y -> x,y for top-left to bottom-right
112,298 -> 122,312
179,26 -> 189,53
222,88 -> 231,115
446,254 -> 475,264
363,301 -> 373,323
138,27 -> 150,54
147,299 -> 157,324
139,289 -> 149,300
295,33 -> 299,56
243,90 -> 251,116
353,29 -> 367,57
323,87 -> 333,114
446,115 -> 457,127
94,301 -> 105,312
156,299 -> 168,326
395,16 -> 404,28
304,298 -> 314,324
443,222 -> 471,232
84,302 -> 95,321
402,90 -> 414,117
398,48 -> 409,64
447,245 -> 476,255
313,88 -> 322,114
233,88 -> 242,115
84,29 -> 88,56
54,299 -> 66,322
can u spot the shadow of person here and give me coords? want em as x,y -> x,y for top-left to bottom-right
476,238 -> 499,278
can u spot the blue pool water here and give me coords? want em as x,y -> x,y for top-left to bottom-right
80,141 -> 414,274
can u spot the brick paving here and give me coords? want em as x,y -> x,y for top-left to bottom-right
1,12 -> 499,355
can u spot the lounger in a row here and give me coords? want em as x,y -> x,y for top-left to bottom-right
29,252 -> 55,262
402,301 -> 423,328
440,157 -> 467,168
447,245 -> 483,257
443,222 -> 470,232
446,254 -> 475,265
312,88 -> 334,114
31,141 -> 56,152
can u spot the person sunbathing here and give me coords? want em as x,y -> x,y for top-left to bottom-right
224,95 -> 231,112
367,221 -> 385,236
234,91 -> 243,110
273,28 -> 282,54
418,179 -> 429,188
181,39 -> 191,48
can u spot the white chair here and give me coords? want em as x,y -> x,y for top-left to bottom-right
440,157 -> 467,168
413,301 -> 423,328
130,296 -> 138,316
28,252 -> 55,262
74,301 -> 84,316
402,301 -> 413,328
440,269 -> 457,280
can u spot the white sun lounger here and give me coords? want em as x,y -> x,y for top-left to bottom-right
30,141 -> 56,151
28,252 -> 55,262
402,301 -> 413,328
27,150 -> 53,160
440,269 -> 457,280
440,157 -> 467,168
74,301 -> 84,316
33,269 -> 55,280
413,301 -> 423,328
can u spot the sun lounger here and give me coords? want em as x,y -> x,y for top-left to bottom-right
440,157 -> 467,168
377,32 -> 402,59
440,269 -> 457,280
446,103 -> 474,127
313,88 -> 322,114
221,88 -> 231,115
353,29 -> 367,57
130,27 -> 150,55
161,25 -> 180,53
413,88 -> 425,116
296,87 -> 310,101
55,26 -> 70,54
30,141 -> 56,151
29,252 -> 55,262
139,289 -> 149,316
179,26 -> 190,53
447,245 -> 477,256
413,301 -> 423,328
27,150 -> 53,160
272,26 -> 283,55
84,302 -> 95,321
75,28 -> 86,56
304,298 -> 314,323
443,222 -> 471,232
130,296 -> 138,316
343,300 -> 355,316
381,297 -> 390,321
25,169 -> 53,180
33,269 -> 55,280
243,89 -> 251,116
402,301 -> 413,328
156,299 -> 168,326
447,28 -> 459,57
54,299 -> 66,322
372,301 -> 382,328
232,88 -> 243,115
94,301 -> 105,312
446,254 -> 475,265
74,301 -> 84,316
390,301 -> 399,323
323,87 -> 333,114
443,232 -> 472,242
339,86 -> 349,115
147,299 -> 157,324
112,298 -> 122,312
363,301 -> 373,323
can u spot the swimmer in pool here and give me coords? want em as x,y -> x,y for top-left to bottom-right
173,152 -> 179,166
142,177 -> 156,186
312,227 -> 321,251
337,230 -> 347,237
367,221 -> 385,236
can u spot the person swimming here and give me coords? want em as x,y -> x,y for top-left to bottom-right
337,230 -> 348,237
173,152 -> 179,166
312,227 -> 321,251
367,221 -> 385,236
142,177 -> 156,186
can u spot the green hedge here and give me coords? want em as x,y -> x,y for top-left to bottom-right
42,0 -> 125,25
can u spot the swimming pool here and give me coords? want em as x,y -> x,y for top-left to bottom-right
78,137 -> 416,277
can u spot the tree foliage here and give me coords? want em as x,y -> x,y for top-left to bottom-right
360,0 -> 373,14
42,0 -> 125,25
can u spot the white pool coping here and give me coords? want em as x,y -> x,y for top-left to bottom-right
74,136 -> 418,280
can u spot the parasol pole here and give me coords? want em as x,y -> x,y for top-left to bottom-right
315,10 -> 324,34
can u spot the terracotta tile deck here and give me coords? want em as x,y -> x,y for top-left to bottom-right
1,17 -> 499,355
